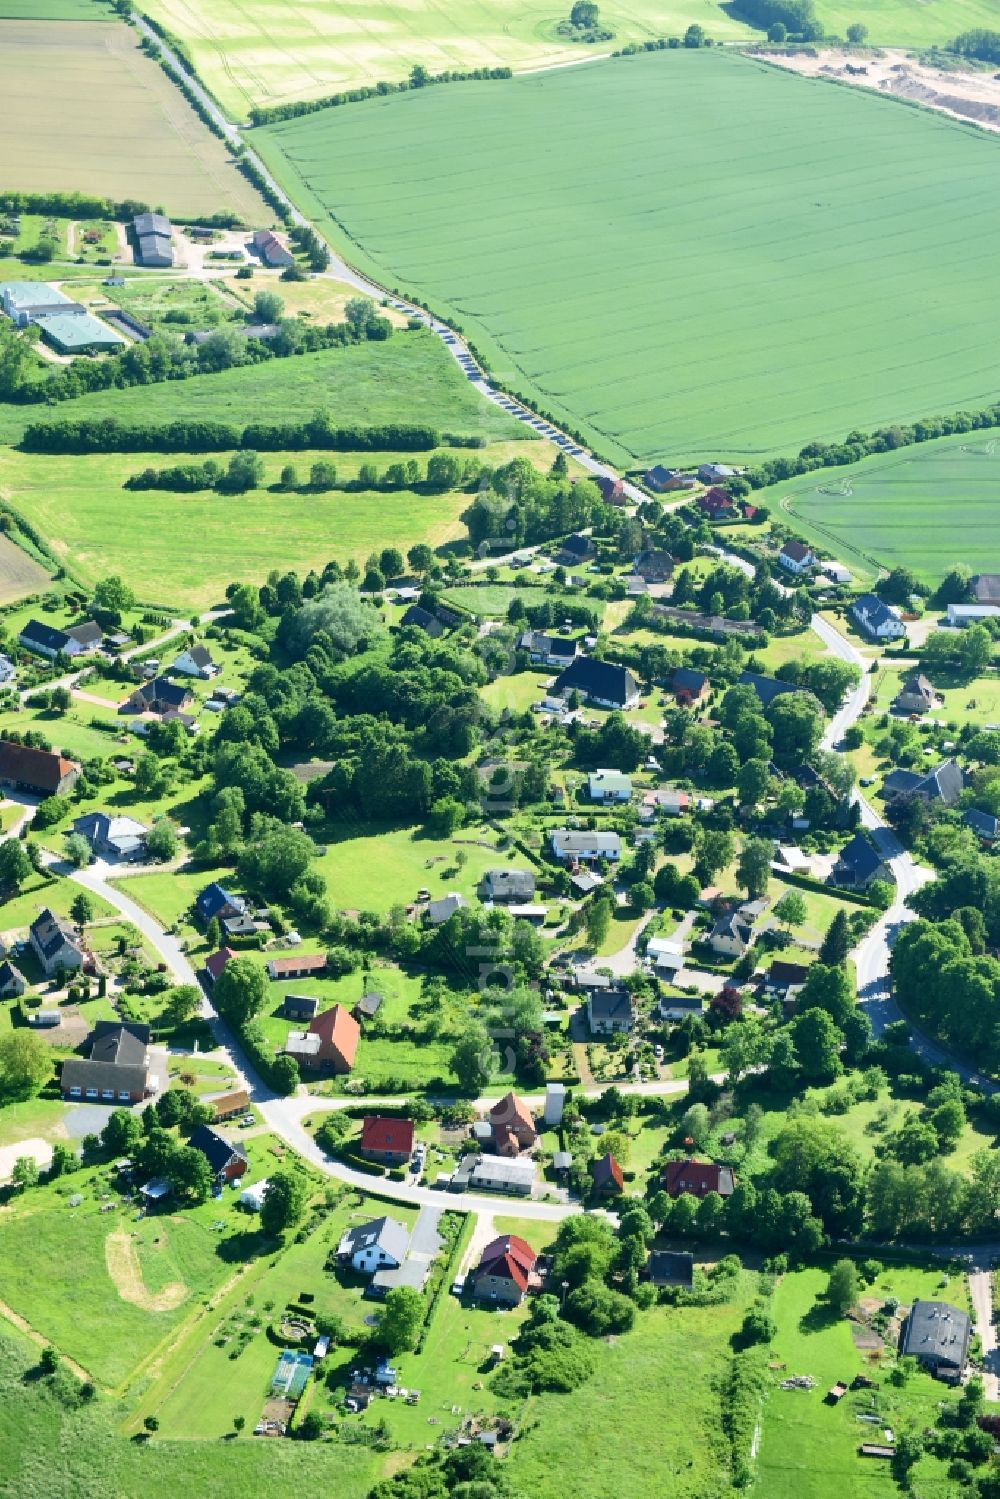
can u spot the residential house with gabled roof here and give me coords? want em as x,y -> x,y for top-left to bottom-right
196,882 -> 246,925
251,227 -> 294,267
471,1233 -> 537,1306
973,574 -> 1000,605
587,986 -> 634,1035
850,594 -> 906,641
696,487 -> 736,520
283,993 -> 319,1021
900,1300 -> 970,1382
763,959 -> 810,1002
554,533 -> 595,566
966,808 -> 1000,844
670,666 -> 711,705
360,1116 -> 415,1166
551,829 -> 621,863
708,909 -> 755,959
482,867 -> 536,903
266,953 -> 327,981
517,630 -> 581,667
19,618 -> 102,660
593,474 -> 626,505
286,1004 -> 360,1073
426,892 -> 467,925
646,1250 -> 694,1287
634,548 -> 674,584
894,674 -> 940,716
172,644 -> 220,678
553,656 -> 640,710
337,1215 -> 410,1275
61,1021 -> 150,1102
588,768 -> 632,803
0,741 -> 79,798
0,959 -> 26,998
778,539 -> 815,574
663,1158 -> 735,1199
188,1124 -> 248,1183
831,830 -> 895,890
737,671 -> 803,711
591,1152 -> 624,1197
72,811 -> 148,860
698,463 -> 736,484
203,946 -> 237,985
882,758 -> 964,809
29,908 -> 85,977
399,604 -> 443,637
488,1092 -> 537,1155
124,677 -> 194,716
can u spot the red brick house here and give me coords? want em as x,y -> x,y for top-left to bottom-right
663,1158 -> 735,1199
360,1116 -> 415,1167
592,1152 -> 624,1197
188,1124 -> 248,1183
286,1004 -> 360,1073
471,1234 -> 538,1306
488,1092 -> 537,1155
696,488 -> 735,520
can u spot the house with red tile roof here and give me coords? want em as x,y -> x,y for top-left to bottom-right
472,1234 -> 538,1306
286,1004 -> 360,1073
488,1093 -> 537,1155
592,1152 -> 624,1197
663,1158 -> 735,1199
360,1116 -> 415,1167
204,946 -> 237,985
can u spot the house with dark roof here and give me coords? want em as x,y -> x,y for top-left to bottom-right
591,1152 -> 624,1196
663,1158 -> 735,1199
29,909 -> 85,977
645,465 -> 696,492
19,618 -> 102,660
61,1021 -> 150,1102
900,1300 -> 970,1382
670,666 -> 711,705
133,212 -> 173,268
471,1234 -> 537,1306
285,1004 -> 360,1073
553,656 -> 640,710
172,644 -> 220,679
72,811 -> 148,860
482,868 -> 536,903
399,604 -> 443,637
517,631 -> 581,667
188,1124 -> 249,1183
593,474 -> 626,505
554,533 -> 595,566
337,1215 -> 410,1275
708,909 -> 755,959
737,671 -> 803,711
283,993 -> 319,1022
698,463 -> 736,484
850,594 -> 906,642
634,548 -> 675,584
696,487 -> 736,520
360,1116 -> 415,1166
353,991 -> 384,1023
124,677 -> 194,715
646,1250 -> 694,1288
0,740 -> 79,797
778,539 -> 815,575
763,960 -> 810,999
894,674 -> 940,716
882,759 -> 964,809
831,831 -> 894,890
586,987 -> 634,1035
966,808 -> 1000,844
196,883 -> 247,925
0,959 -> 26,998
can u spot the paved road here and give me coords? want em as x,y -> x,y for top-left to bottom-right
970,1268 -> 1000,1399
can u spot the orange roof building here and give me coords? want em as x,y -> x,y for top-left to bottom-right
488,1092 -> 537,1155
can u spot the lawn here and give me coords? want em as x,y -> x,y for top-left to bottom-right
762,429 -> 1000,589
507,1285 -> 754,1499
753,1264 -> 965,1498
111,867 -> 225,934
0,872 -> 116,939
256,49 -> 1000,467
872,657 -> 1000,729
0,20 -> 266,220
312,821 -> 507,913
142,0 -> 752,117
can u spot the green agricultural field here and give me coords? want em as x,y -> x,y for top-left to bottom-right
0,20 -> 266,220
0,0 -> 98,14
761,429 -> 1000,587
142,0 -> 751,117
812,0 -> 1000,46
257,50 -> 1000,467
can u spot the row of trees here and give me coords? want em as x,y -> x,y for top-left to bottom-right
22,414 -> 438,456
248,64 -> 512,125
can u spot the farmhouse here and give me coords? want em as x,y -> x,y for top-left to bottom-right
588,768 -> 632,803
251,228 -> 295,267
338,1216 -> 409,1275
172,644 -> 220,678
831,831 -> 895,890
360,1116 -> 415,1166
645,466 -> 696,492
587,987 -> 635,1035
551,829 -> 621,863
266,953 -> 327,981
71,811 -> 148,860
285,1004 -> 360,1073
893,674 -> 940,715
517,630 -> 581,667
187,1124 -> 248,1184
19,619 -> 102,660
663,1159 -> 735,1199
778,539 -> 815,575
0,741 -> 79,797
882,759 -> 964,808
552,656 -> 640,709
133,212 -> 174,268
472,1233 -> 537,1305
487,1092 -> 537,1155
900,1300 -> 970,1382
29,909 -> 85,977
61,1021 -> 150,1102
482,868 -> 536,903
850,594 -> 906,641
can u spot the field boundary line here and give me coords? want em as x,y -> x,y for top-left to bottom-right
0,1295 -> 93,1383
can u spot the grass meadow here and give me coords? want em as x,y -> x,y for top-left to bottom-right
141,0 -> 751,116
257,50 -> 1000,467
0,19 -> 265,219
763,429 -> 1000,586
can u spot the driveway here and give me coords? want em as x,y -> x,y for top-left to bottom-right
969,1269 -> 999,1400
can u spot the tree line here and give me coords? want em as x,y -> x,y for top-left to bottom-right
248,65 -> 513,125
21,415 -> 442,455
950,29 -> 1000,63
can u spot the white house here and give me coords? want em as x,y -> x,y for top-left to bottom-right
337,1216 -> 410,1275
172,644 -> 221,678
850,594 -> 906,642
551,830 -> 621,863
588,769 -> 632,803
645,936 -> 686,975
778,540 -> 815,575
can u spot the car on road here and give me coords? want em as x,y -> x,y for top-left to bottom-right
450,1275 -> 465,1297
860,776 -> 875,786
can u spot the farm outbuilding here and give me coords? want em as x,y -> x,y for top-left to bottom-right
133,211 -> 174,268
